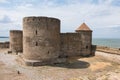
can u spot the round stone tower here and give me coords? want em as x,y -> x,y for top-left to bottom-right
23,16 -> 61,65
10,30 -> 23,53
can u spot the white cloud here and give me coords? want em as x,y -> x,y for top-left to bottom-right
0,0 -> 8,3
0,15 -> 12,23
0,0 -> 120,38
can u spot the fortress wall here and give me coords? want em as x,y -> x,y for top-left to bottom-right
23,17 -> 61,63
10,30 -> 23,52
80,31 -> 92,56
60,32 -> 92,57
60,33 -> 82,57
92,45 -> 120,55
0,42 -> 9,48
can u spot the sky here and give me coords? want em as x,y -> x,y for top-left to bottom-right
0,0 -> 120,38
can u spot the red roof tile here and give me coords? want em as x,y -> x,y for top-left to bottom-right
75,23 -> 92,32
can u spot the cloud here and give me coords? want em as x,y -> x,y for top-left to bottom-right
0,0 -> 8,3
109,0 -> 120,6
0,15 -> 21,36
0,15 -> 12,23
93,25 -> 120,38
0,0 -> 120,38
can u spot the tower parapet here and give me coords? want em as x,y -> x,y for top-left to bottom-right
23,16 -> 60,23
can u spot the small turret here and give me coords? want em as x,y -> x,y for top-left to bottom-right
75,23 -> 92,32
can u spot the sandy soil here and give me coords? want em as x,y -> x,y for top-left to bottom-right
0,49 -> 120,80
0,49 -> 29,80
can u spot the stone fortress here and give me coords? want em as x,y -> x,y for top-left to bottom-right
9,16 -> 92,66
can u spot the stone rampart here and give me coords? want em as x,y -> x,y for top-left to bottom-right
60,32 -> 92,57
0,42 -> 9,48
10,30 -> 23,53
92,45 -> 120,55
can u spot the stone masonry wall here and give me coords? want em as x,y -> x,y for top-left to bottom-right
23,17 -> 61,63
60,32 -> 92,57
92,45 -> 120,55
0,42 -> 9,48
10,30 -> 23,52
60,33 -> 82,57
80,31 -> 92,56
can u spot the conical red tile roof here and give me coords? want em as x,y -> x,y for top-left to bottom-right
75,23 -> 92,32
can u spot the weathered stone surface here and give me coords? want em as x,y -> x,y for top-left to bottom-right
92,45 -> 120,55
10,30 -> 23,53
60,32 -> 92,57
23,16 -> 62,65
22,16 -> 92,66
0,42 -> 9,48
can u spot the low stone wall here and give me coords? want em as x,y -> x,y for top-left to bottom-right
96,51 -> 120,64
0,42 -> 9,48
92,45 -> 120,55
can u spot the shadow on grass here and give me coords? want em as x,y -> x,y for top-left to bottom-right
49,60 -> 90,69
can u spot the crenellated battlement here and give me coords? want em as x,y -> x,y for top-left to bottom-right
23,16 -> 60,23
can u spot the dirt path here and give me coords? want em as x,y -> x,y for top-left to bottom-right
0,51 -> 29,80
0,50 -> 120,80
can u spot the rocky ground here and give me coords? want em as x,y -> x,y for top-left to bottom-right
0,49 -> 120,80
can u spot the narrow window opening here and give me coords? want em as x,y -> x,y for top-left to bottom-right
65,55 -> 68,58
36,42 -> 38,46
86,46 -> 88,49
48,51 -> 49,54
58,55 -> 61,58
61,42 -> 63,45
36,30 -> 37,35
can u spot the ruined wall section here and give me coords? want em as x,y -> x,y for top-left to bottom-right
10,30 -> 23,52
23,17 -> 61,62
60,33 -> 82,57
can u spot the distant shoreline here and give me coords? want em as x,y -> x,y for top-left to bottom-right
0,37 -> 120,48
0,37 -> 9,38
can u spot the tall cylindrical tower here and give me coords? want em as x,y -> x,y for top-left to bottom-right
23,16 -> 61,65
10,30 -> 23,53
